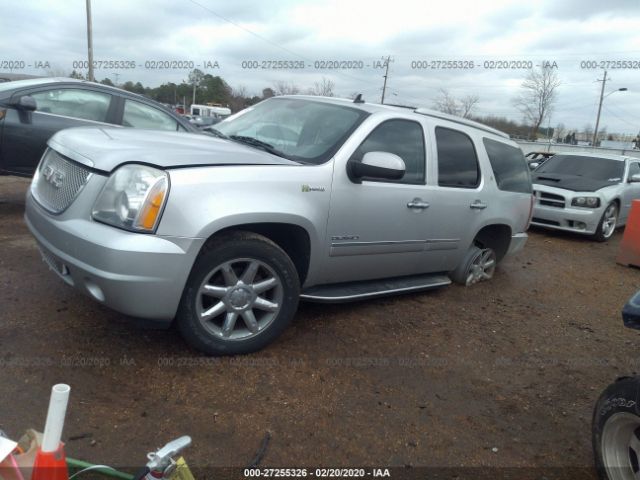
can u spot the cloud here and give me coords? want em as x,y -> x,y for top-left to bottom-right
1,0 -> 639,133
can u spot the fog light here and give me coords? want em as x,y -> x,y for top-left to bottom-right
85,279 -> 105,302
575,222 -> 587,230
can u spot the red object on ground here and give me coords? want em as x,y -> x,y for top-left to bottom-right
31,445 -> 68,480
618,199 -> 640,268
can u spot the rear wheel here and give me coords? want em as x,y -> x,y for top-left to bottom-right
593,202 -> 618,242
450,245 -> 496,286
593,377 -> 640,480
177,231 -> 300,355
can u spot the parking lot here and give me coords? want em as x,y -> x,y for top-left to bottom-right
1,175 -> 638,478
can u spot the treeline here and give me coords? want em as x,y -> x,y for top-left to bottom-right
69,70 -> 335,112
469,115 -> 532,139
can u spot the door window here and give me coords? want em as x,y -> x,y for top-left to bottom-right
123,99 -> 180,131
436,127 -> 480,188
351,119 -> 425,184
30,88 -> 111,122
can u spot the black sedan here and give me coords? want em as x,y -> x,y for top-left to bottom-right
0,78 -> 196,176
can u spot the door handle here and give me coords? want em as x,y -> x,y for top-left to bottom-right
470,200 -> 487,210
407,198 -> 430,209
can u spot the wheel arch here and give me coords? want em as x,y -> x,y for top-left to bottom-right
198,220 -> 313,285
473,223 -> 512,262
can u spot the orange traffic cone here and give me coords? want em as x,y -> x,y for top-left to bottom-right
31,445 -> 68,480
31,385 -> 70,480
617,199 -> 640,268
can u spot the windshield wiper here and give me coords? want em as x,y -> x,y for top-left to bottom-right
229,135 -> 289,159
203,127 -> 228,139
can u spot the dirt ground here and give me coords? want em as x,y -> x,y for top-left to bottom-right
1,176 -> 639,479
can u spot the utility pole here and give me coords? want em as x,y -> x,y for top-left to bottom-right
381,55 -> 392,104
86,0 -> 94,82
113,72 -> 119,85
592,70 -> 608,148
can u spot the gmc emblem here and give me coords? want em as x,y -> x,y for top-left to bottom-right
42,164 -> 65,189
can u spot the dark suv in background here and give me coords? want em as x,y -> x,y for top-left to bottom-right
0,78 -> 195,177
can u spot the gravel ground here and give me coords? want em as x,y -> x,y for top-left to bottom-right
1,176 -> 639,479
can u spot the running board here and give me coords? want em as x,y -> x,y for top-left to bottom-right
300,273 -> 451,303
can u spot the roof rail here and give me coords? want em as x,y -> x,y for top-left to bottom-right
414,107 -> 510,139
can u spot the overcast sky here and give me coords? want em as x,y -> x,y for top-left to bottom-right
2,0 -> 640,134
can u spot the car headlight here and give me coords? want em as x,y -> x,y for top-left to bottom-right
92,164 -> 169,233
571,196 -> 600,208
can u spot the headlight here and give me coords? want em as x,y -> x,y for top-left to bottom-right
571,196 -> 600,208
92,164 -> 169,232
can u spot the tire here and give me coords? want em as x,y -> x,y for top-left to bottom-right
177,231 -> 300,355
593,376 -> 640,480
450,245 -> 497,286
593,202 -> 619,242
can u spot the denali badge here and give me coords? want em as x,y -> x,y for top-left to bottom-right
301,184 -> 325,192
42,165 -> 66,189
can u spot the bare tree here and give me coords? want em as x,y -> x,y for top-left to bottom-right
432,89 -> 479,118
460,94 -> 480,118
188,68 -> 205,105
583,123 -> 594,143
307,77 -> 335,97
513,66 -> 561,139
555,122 -> 565,142
273,81 -> 300,96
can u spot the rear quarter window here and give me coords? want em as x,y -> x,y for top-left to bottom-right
483,138 -> 532,193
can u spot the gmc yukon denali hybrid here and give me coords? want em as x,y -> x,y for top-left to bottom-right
25,96 -> 534,355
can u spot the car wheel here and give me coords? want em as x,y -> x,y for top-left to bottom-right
593,202 -> 618,242
450,245 -> 496,286
177,231 -> 300,355
593,376 -> 640,480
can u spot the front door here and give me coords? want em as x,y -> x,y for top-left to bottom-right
322,117 -> 436,284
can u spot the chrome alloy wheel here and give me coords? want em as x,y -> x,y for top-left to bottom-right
196,258 -> 284,341
601,412 -> 640,480
602,204 -> 618,239
466,248 -> 496,286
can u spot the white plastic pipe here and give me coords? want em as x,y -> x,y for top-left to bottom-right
41,384 -> 71,453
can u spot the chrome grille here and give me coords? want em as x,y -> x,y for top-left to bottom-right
535,190 -> 565,209
32,149 -> 91,213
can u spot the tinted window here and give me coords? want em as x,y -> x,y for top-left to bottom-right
436,127 -> 479,188
629,162 -> 640,178
351,119 -> 425,184
123,100 -> 180,131
483,138 -> 532,193
536,155 -> 625,182
30,88 -> 111,122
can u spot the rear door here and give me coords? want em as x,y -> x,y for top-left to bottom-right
1,87 -> 116,175
419,125 -> 491,269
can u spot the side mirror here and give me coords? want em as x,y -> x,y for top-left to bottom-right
9,95 -> 37,112
630,173 -> 640,183
529,162 -> 540,170
348,151 -> 406,183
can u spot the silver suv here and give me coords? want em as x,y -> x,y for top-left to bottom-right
25,96 -> 533,355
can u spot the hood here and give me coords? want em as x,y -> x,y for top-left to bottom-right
532,172 -> 619,192
48,126 -> 299,172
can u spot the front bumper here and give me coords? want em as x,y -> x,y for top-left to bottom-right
25,192 -> 204,321
531,204 -> 602,235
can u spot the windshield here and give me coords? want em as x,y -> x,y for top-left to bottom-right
214,97 -> 369,164
536,154 -> 625,182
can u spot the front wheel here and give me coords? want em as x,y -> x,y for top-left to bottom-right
177,231 -> 300,355
593,376 -> 640,480
593,202 -> 618,242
